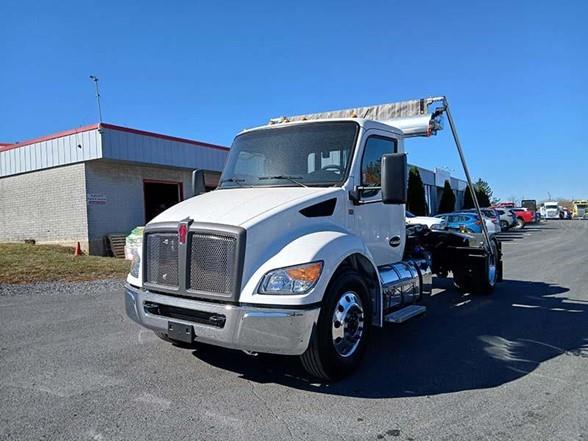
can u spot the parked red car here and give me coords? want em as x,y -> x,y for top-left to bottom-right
510,208 -> 535,228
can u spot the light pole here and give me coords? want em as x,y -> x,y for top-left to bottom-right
89,75 -> 103,124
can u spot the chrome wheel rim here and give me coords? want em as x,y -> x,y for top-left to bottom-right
488,244 -> 497,286
332,291 -> 365,358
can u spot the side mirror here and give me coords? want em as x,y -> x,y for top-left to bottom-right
381,153 -> 407,204
191,170 -> 207,196
192,169 -> 222,197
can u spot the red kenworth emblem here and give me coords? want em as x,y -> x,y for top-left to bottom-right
178,223 -> 188,244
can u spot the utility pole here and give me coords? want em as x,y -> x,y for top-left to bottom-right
89,75 -> 103,123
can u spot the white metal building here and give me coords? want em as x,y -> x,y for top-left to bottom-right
0,123 -> 228,255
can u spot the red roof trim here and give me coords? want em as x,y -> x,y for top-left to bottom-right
0,124 -> 100,152
100,123 -> 229,151
0,122 -> 230,153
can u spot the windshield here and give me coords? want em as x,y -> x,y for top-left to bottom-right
546,205 -> 558,209
219,121 -> 359,188
406,211 -> 416,218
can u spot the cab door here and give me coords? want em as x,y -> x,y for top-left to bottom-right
351,132 -> 404,266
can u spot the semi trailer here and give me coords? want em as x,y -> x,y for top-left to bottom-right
124,96 -> 503,380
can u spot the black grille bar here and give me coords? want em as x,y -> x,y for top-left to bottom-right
144,302 -> 226,328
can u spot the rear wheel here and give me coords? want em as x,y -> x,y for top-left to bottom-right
453,240 -> 498,295
300,270 -> 370,381
500,220 -> 509,230
515,217 -> 525,229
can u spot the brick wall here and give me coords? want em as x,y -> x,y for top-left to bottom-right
85,160 -> 192,255
0,163 -> 89,249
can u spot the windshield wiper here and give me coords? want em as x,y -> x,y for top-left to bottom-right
258,175 -> 307,188
219,178 -> 246,187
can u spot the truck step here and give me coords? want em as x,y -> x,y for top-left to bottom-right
384,305 -> 426,323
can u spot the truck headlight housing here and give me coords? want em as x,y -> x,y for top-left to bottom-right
259,261 -> 323,295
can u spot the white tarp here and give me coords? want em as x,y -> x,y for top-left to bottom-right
282,98 -> 431,122
271,97 -> 445,137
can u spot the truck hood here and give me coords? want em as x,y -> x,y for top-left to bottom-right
149,187 -> 340,227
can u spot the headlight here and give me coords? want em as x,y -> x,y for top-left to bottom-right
259,261 -> 323,294
430,222 -> 445,230
129,247 -> 141,278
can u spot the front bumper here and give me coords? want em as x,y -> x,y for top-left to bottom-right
125,284 -> 320,355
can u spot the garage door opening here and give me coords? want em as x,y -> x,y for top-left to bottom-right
144,180 -> 183,223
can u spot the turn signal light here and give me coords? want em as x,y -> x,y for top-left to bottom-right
286,262 -> 323,283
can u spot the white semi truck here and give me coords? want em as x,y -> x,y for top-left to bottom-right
541,201 -> 561,219
125,96 -> 502,380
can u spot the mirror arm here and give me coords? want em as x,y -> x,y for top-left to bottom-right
349,186 -> 384,206
348,189 -> 361,205
355,199 -> 384,205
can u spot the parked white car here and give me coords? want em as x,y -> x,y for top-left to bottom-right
406,211 -> 447,230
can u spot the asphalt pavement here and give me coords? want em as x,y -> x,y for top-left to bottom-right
1,220 -> 587,441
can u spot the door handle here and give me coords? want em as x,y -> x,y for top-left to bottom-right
389,235 -> 401,247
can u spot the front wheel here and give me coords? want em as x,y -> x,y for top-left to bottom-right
500,220 -> 509,230
515,217 -> 525,229
300,270 -> 370,381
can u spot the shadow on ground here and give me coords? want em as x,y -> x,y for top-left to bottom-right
191,277 -> 588,398
497,225 -> 556,242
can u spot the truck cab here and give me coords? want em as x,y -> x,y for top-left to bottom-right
125,97 -> 501,380
573,200 -> 588,219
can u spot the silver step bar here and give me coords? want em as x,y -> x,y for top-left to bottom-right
384,305 -> 427,323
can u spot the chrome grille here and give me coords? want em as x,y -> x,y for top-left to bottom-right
188,233 -> 237,295
145,233 -> 179,287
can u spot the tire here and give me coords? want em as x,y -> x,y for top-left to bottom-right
453,240 -> 499,295
500,220 -> 509,230
515,217 -> 525,229
300,270 -> 371,381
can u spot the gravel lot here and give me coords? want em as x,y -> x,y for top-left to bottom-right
1,220 -> 587,441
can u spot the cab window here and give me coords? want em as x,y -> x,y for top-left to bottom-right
361,136 -> 398,195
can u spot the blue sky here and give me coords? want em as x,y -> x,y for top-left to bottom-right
1,0 -> 586,202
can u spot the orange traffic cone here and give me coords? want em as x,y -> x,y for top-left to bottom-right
74,242 -> 83,256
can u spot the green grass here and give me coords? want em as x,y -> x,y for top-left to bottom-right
0,243 -> 130,284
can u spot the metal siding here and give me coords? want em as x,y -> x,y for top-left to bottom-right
408,164 -> 436,186
41,141 -> 47,168
100,128 -> 227,172
20,147 -> 26,173
0,129 -> 102,177
0,126 -> 228,178
451,177 -> 467,191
